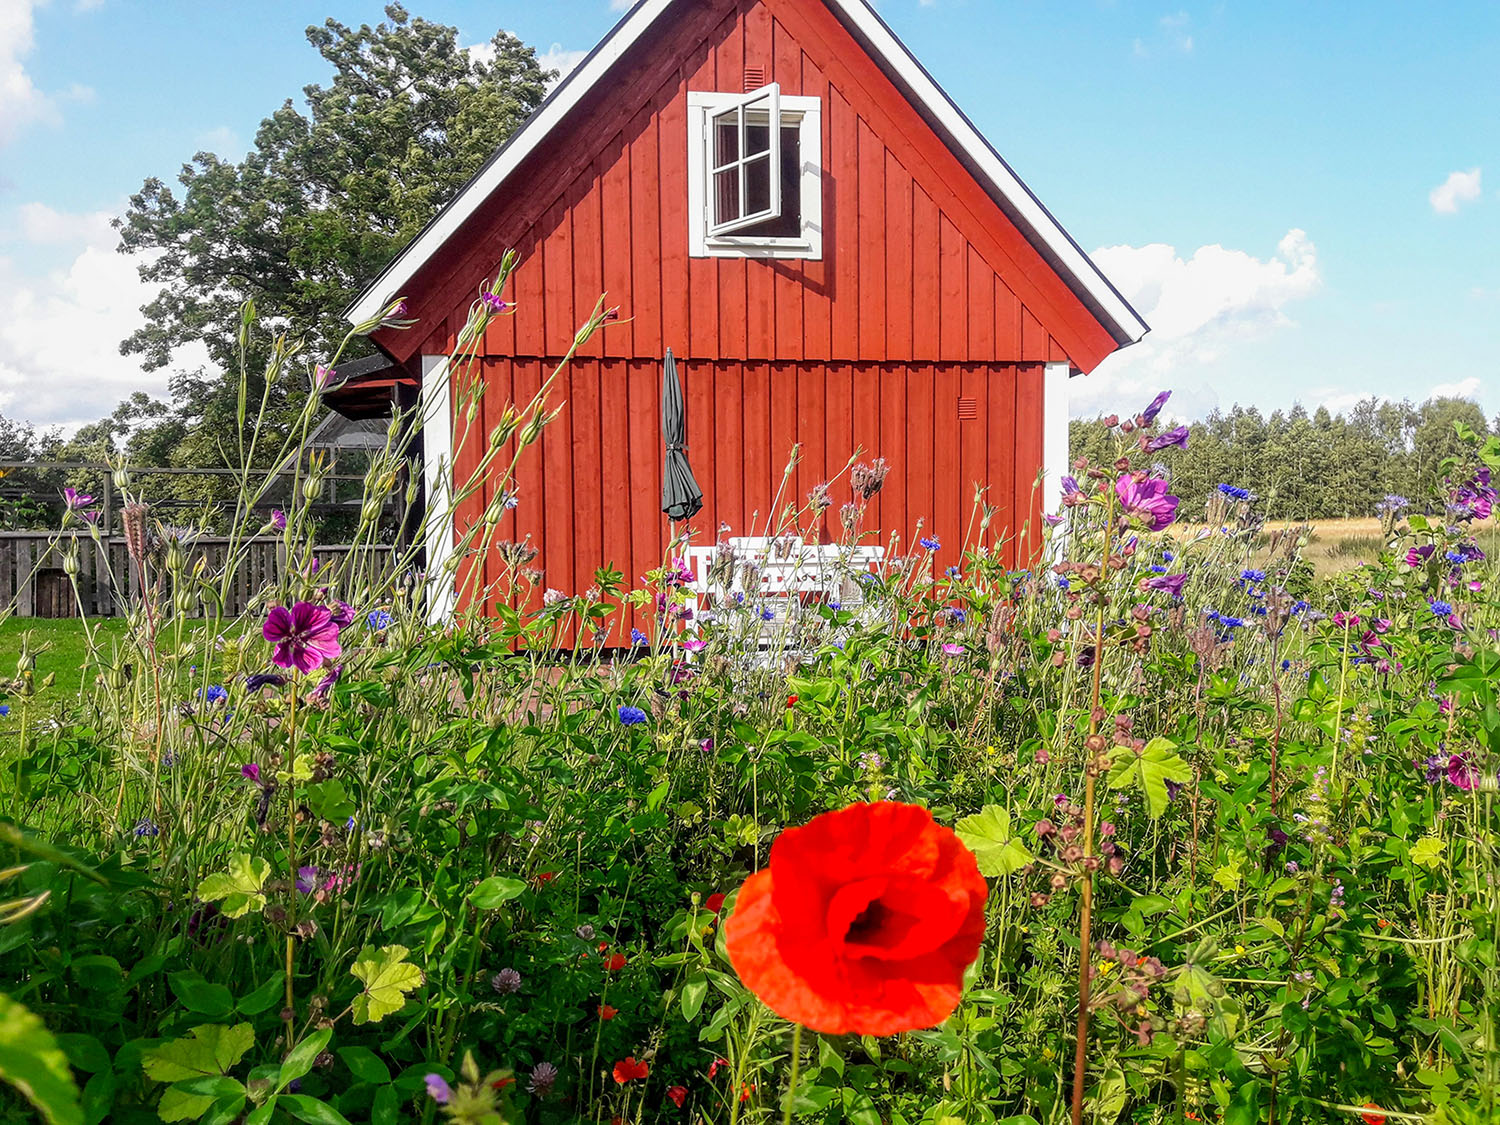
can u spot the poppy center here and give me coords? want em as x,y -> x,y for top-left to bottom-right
844,899 -> 891,945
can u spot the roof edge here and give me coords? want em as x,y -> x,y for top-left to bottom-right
345,0 -> 1148,352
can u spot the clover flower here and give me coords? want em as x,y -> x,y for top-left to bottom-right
491,968 -> 522,995
528,1062 -> 558,1095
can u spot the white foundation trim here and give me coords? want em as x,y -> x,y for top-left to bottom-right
421,354 -> 457,624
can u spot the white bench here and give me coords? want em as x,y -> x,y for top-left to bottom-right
682,537 -> 885,634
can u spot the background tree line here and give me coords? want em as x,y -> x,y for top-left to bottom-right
1070,395 -> 1495,522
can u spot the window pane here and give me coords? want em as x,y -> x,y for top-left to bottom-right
745,121 -> 771,157
713,120 -> 739,171
743,152 -> 773,216
735,126 -> 802,239
714,167 -> 740,226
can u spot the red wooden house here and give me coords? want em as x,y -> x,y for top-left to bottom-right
325,0 -> 1147,621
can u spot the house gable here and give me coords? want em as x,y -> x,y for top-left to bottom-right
359,0 -> 1144,374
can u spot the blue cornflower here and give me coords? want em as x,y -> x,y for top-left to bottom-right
1281,659 -> 1292,670
828,601 -> 841,611
617,705 -> 648,726
367,609 -> 394,630
1057,577 -> 1070,590
0,705 -> 10,718
734,591 -> 747,603
1162,550 -> 1175,563
198,684 -> 228,705
630,628 -> 648,646
1219,616 -> 1246,628
1149,565 -> 1168,574
1291,600 -> 1309,615
1430,600 -> 1454,617
1217,483 -> 1251,501
1240,569 -> 1266,583
759,608 -> 775,621
919,536 -> 940,551
946,565 -> 960,578
133,818 -> 159,838
949,608 -> 966,624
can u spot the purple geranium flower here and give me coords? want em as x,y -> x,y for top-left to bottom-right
1139,390 -> 1171,424
1447,753 -> 1476,791
270,509 -> 287,531
1405,544 -> 1434,568
263,602 -> 343,674
1116,475 -> 1180,532
1145,572 -> 1188,598
1147,425 -> 1189,452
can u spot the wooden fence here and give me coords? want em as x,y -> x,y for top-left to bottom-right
0,533 -> 396,618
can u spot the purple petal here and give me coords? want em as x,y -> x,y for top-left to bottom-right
263,606 -> 293,643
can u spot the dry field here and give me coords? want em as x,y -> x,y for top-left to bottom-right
1176,516 -> 1499,577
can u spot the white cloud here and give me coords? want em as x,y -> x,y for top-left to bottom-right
10,200 -> 112,244
1429,375 -> 1483,401
0,0 -> 55,146
0,204 -> 211,430
1429,167 -> 1481,214
194,125 -> 241,157
1077,229 -> 1320,417
469,37 -> 588,89
609,0 -> 632,10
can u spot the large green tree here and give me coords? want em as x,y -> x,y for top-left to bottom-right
114,4 -> 552,472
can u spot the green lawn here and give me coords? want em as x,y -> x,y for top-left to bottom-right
0,616 -> 133,710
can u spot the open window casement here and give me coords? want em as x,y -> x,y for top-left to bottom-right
708,83 -> 782,236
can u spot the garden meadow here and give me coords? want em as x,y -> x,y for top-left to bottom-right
0,285 -> 1497,1125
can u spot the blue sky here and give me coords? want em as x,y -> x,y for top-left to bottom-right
1,0 -> 1496,429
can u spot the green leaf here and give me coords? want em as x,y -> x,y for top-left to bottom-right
156,1084 -> 214,1123
304,780 -> 356,824
1107,737 -> 1193,819
142,1024 -> 255,1084
196,855 -> 271,918
467,877 -> 526,910
279,1094 -> 354,1124
350,947 -> 423,1025
277,1028 -> 332,1092
336,1047 -> 390,1086
244,1099 -> 278,1125
0,993 -> 84,1125
681,970 -> 708,1022
236,973 -> 285,1016
1410,836 -> 1446,869
169,973 -> 234,1019
954,805 -> 1035,877
1089,1065 -> 1127,1124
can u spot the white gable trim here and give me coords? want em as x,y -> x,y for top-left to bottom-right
345,0 -> 1148,349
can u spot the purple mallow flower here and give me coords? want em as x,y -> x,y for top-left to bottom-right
1144,573 -> 1188,598
1116,475 -> 1180,532
62,487 -> 94,510
1139,390 -> 1171,423
1147,425 -> 1189,452
263,602 -> 343,674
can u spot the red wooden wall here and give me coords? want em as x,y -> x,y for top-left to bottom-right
371,0 -> 1114,625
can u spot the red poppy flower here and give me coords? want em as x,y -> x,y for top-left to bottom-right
704,893 -> 725,914
598,1003 -> 617,1020
707,1057 -> 728,1080
598,941 -> 610,952
1361,1106 -> 1387,1125
666,1086 -> 688,1108
603,952 -> 627,971
534,871 -> 557,886
612,1057 -> 649,1084
786,694 -> 799,707
739,1082 -> 756,1102
724,801 -> 986,1035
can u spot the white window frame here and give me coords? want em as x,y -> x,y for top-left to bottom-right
707,84 -> 783,236
687,90 -> 823,260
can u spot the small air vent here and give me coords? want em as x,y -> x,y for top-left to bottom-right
743,67 -> 766,91
957,397 -> 979,420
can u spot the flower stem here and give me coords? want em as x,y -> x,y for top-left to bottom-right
1070,481 -> 1115,1125
284,679 -> 300,1050
782,1023 -> 803,1125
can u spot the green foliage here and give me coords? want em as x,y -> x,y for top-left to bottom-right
0,993 -> 83,1125
195,854 -> 271,918
954,805 -> 1035,876
349,946 -> 423,1025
